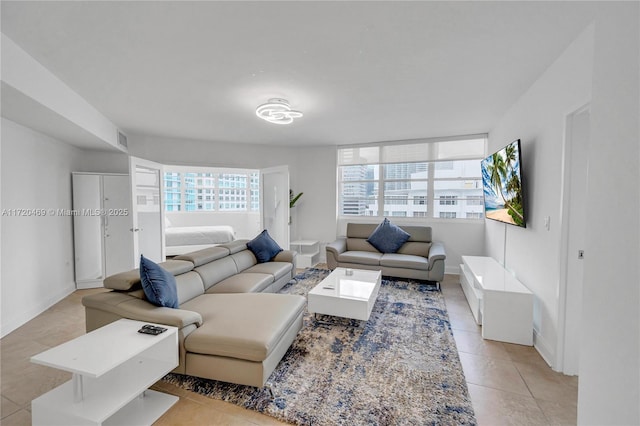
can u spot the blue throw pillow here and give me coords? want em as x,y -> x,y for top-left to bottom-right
139,255 -> 179,308
367,218 -> 411,253
247,230 -> 283,263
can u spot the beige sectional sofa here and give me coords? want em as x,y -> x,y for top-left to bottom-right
326,223 -> 446,285
82,240 -> 305,388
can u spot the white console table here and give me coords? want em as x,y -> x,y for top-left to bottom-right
30,319 -> 178,426
460,256 -> 533,345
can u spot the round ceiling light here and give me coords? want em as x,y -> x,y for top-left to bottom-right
256,98 -> 303,125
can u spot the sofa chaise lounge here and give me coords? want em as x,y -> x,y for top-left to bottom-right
82,240 -> 305,388
326,223 -> 446,286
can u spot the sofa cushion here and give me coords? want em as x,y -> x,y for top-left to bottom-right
338,251 -> 382,266
181,293 -> 306,362
139,255 -> 179,308
396,241 -> 432,257
244,262 -> 293,281
218,239 -> 250,254
380,253 -> 430,271
194,257 -> 238,290
231,250 -> 259,272
206,273 -> 273,294
367,218 -> 411,253
346,238 -> 378,253
175,271 -> 206,304
247,230 -> 283,263
175,246 -> 230,267
104,259 -> 194,291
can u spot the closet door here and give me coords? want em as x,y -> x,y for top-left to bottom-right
72,174 -> 104,288
102,175 -> 135,276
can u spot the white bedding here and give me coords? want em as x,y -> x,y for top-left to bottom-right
165,225 -> 235,247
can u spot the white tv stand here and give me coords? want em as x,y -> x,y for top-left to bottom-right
460,256 -> 533,345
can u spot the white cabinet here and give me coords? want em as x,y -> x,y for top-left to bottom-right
460,256 -> 533,345
31,319 -> 179,426
72,173 -> 134,288
290,240 -> 320,268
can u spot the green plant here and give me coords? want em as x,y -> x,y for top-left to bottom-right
289,190 -> 303,208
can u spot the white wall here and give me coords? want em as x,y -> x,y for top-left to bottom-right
486,25 -> 594,365
293,146 -> 338,254
0,118 -> 82,337
1,34 -> 124,151
578,4 -> 639,424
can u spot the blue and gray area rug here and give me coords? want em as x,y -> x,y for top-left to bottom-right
163,268 -> 476,425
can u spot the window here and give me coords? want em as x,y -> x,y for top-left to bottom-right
439,195 -> 458,206
163,167 -> 259,212
337,136 -> 486,220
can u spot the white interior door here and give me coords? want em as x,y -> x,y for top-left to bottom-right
102,174 -> 135,275
559,105 -> 590,375
260,166 -> 290,249
130,156 -> 165,263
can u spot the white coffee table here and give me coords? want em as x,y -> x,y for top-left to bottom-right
308,267 -> 382,322
30,318 -> 179,426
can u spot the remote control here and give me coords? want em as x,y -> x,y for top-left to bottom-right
138,324 -> 167,335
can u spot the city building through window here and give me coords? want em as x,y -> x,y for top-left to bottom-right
337,136 -> 486,219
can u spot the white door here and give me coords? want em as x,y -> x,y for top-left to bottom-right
103,174 -> 135,275
72,173 -> 104,283
260,166 -> 290,249
559,106 -> 590,375
130,156 -> 165,263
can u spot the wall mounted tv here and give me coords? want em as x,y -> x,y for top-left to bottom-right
481,139 -> 526,227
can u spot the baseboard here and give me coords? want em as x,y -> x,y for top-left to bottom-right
0,282 -> 76,338
533,328 -> 555,369
446,265 -> 461,275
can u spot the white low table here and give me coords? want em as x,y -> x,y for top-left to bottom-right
460,256 -> 533,345
308,267 -> 382,322
30,318 -> 179,426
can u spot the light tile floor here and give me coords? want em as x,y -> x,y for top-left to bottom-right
0,274 -> 577,425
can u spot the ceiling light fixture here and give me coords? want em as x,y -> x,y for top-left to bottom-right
256,98 -> 303,125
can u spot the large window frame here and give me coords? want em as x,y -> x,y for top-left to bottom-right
337,135 -> 487,220
163,166 -> 259,213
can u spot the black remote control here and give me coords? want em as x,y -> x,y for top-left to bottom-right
138,324 -> 167,335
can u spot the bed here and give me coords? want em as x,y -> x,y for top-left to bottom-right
165,225 -> 236,256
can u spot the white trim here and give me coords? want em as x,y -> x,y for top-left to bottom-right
534,328 -> 555,369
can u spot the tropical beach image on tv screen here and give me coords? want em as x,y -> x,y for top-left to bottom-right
481,139 -> 526,227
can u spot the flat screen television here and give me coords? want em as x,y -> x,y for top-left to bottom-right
481,139 -> 526,227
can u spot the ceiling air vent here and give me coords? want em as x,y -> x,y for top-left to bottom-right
117,131 -> 128,150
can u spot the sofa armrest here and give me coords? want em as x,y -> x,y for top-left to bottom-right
427,241 -> 446,270
82,291 -> 203,329
273,249 -> 297,264
325,237 -> 347,270
326,237 -> 347,256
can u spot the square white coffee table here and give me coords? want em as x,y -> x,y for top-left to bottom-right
308,267 -> 382,322
30,318 -> 178,426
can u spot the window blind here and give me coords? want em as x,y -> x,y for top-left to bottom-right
338,136 -> 486,165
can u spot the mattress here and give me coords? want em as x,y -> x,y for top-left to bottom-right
165,225 -> 235,247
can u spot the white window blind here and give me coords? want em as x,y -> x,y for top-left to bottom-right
338,136 -> 486,165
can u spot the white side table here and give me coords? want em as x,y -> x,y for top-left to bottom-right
30,318 -> 178,426
290,240 -> 320,268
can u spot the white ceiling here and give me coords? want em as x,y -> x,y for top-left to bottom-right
1,1 -> 597,147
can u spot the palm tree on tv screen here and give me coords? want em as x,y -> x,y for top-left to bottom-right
487,150 -> 524,225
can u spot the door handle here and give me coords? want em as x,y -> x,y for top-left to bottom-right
130,228 -> 140,232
